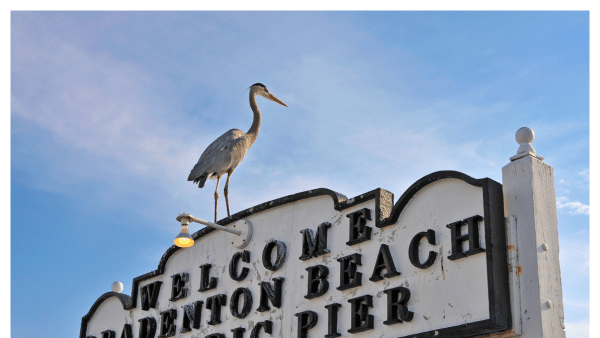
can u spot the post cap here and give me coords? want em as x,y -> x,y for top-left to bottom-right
510,127 -> 544,161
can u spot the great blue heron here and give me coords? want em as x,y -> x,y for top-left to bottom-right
188,83 -> 287,222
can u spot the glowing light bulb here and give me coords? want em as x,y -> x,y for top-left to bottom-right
174,234 -> 194,248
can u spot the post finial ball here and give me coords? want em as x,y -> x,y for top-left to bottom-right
111,281 -> 124,293
515,127 -> 535,145
510,126 -> 543,161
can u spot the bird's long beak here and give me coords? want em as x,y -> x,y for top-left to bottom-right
268,93 -> 287,107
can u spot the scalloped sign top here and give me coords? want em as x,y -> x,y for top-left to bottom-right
81,171 -> 511,338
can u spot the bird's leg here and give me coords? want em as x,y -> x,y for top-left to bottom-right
224,169 -> 234,218
214,176 -> 221,223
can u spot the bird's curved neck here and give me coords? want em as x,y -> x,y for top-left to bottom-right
246,90 -> 261,147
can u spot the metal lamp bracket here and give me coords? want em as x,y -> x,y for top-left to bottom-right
176,213 -> 253,249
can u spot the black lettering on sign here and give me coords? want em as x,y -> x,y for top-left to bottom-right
181,301 -> 203,333
262,240 -> 287,271
230,287 -> 253,319
305,265 -> 329,299
199,264 -> 218,292
229,250 -> 251,281
170,273 -> 188,301
231,328 -> 245,338
206,294 -> 227,325
295,311 -> 318,338
409,229 -> 437,269
325,303 -> 342,338
369,244 -> 401,282
138,317 -> 157,338
101,330 -> 115,338
347,295 -> 374,333
159,309 -> 177,337
250,320 -> 273,338
383,286 -> 414,325
205,334 -> 225,338
336,253 -> 362,291
257,277 -> 284,312
140,281 -> 162,311
346,208 -> 372,246
120,324 -> 133,338
446,215 -> 485,261
299,222 -> 331,260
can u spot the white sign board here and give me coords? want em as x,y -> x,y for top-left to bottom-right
81,171 -> 511,338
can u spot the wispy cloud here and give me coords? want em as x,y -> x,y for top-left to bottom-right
564,299 -> 590,311
557,197 -> 590,215
578,168 -> 589,181
11,13 -> 218,220
564,319 -> 589,338
559,233 -> 589,277
558,233 -> 589,337
558,179 -> 570,185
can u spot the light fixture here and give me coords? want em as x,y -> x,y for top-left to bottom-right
174,215 -> 194,248
175,213 -> 253,249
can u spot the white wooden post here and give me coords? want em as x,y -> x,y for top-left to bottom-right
502,127 -> 566,337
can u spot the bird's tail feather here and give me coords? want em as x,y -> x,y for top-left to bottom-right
194,175 -> 208,188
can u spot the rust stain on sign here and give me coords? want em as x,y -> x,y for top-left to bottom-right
515,265 -> 523,275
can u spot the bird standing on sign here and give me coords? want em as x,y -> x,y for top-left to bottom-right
188,83 -> 287,222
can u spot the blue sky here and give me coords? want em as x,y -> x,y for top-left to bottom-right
10,11 -> 589,337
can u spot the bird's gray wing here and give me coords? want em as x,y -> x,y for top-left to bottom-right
188,129 -> 249,183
